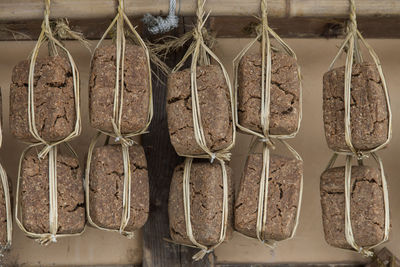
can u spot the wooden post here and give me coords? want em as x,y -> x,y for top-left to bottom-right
141,24 -> 212,265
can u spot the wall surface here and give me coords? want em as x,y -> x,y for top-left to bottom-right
0,38 -> 399,265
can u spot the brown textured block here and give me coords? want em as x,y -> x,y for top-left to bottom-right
320,166 -> 386,249
323,62 -> 389,151
89,44 -> 150,134
10,56 -> 76,143
0,179 -> 9,247
20,149 -> 85,234
167,65 -> 233,155
237,52 -> 301,135
168,161 -> 234,246
235,154 -> 302,241
89,144 -> 149,231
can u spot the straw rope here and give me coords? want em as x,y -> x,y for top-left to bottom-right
323,152 -> 390,257
15,144 -> 85,245
328,0 -> 392,156
165,0 -> 235,260
171,0 -> 236,162
232,0 -> 303,248
323,0 -> 391,257
14,0 -> 83,245
181,157 -> 229,261
0,163 -> 12,249
85,0 -> 152,237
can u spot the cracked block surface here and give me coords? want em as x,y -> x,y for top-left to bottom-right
320,166 -> 386,249
323,62 -> 389,151
168,161 -> 234,246
89,44 -> 150,134
10,56 -> 76,143
238,52 -> 301,135
89,144 -> 149,231
167,65 -> 233,155
0,179 -> 9,247
20,149 -> 85,234
235,154 -> 302,241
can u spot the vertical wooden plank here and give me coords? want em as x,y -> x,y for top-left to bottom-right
141,62 -> 182,267
141,53 -> 212,266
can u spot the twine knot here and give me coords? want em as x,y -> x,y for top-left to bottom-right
50,234 -> 57,243
356,151 -> 368,161
210,153 -> 216,163
193,248 -> 212,261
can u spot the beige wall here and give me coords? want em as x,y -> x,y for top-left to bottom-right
0,38 -> 399,265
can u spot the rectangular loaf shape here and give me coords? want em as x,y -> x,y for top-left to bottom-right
20,149 -> 85,234
320,166 -> 386,249
89,144 -> 149,231
235,153 -> 302,241
323,62 -> 389,151
168,161 -> 234,246
89,44 -> 150,134
10,56 -> 76,142
238,52 -> 301,135
167,65 -> 233,155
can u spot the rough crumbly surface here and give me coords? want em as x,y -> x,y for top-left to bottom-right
323,62 -> 388,151
89,144 -> 149,231
89,44 -> 150,134
235,154 -> 302,241
20,149 -> 85,234
0,179 -> 8,247
169,162 -> 234,246
320,166 -> 386,249
10,56 -> 76,142
238,52 -> 301,135
167,65 -> 233,155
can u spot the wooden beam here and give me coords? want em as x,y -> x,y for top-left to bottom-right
1,0 -> 400,21
2,15 -> 400,40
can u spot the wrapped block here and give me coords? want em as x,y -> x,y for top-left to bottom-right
168,162 -> 234,246
10,56 -> 76,142
235,154 -> 302,241
238,52 -> 301,135
89,144 -> 149,231
323,62 -> 389,151
0,179 -> 9,247
320,166 -> 386,249
20,150 -> 85,234
89,44 -> 150,134
167,65 -> 233,155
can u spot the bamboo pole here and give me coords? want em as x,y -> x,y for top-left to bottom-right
0,0 -> 399,21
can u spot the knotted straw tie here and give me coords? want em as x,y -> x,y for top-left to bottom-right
325,1 -> 391,255
232,0 -> 303,247
85,0 -> 153,238
14,0 -> 83,245
167,0 -> 235,260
